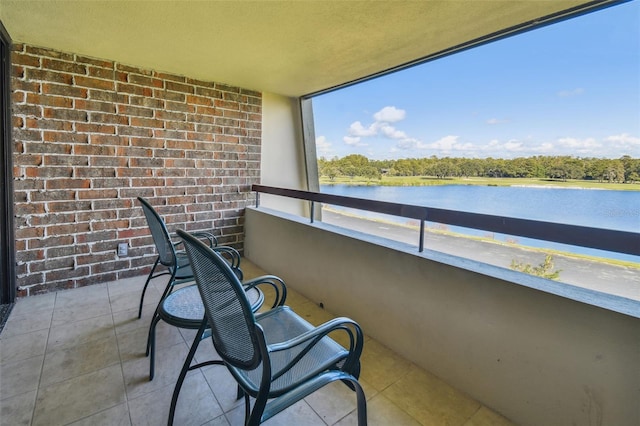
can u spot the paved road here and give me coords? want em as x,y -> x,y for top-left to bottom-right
322,210 -> 640,301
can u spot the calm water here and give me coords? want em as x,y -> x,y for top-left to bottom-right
320,184 -> 640,262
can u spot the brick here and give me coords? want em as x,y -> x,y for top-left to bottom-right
77,252 -> 114,266
29,235 -> 74,249
91,219 -> 129,231
13,79 -> 41,94
31,189 -> 76,202
186,94 -> 212,107
89,156 -> 127,167
42,83 -> 88,99
85,134 -> 127,147
46,179 -> 91,190
76,123 -> 116,134
43,131 -> 88,143
76,230 -> 117,244
25,166 -> 73,179
76,209 -> 117,222
46,223 -> 91,236
77,189 -> 119,199
117,63 -> 152,75
13,104 -> 42,118
27,93 -> 73,108
91,178 -> 129,189
74,75 -> 115,91
116,167 -> 152,178
47,201 -> 92,213
26,68 -> 73,85
166,81 -> 194,94
87,66 -> 116,79
129,96 -> 164,109
117,104 -> 154,117
117,126 -> 153,137
74,144 -> 115,156
76,56 -> 114,68
26,118 -> 73,131
43,108 -> 88,122
75,167 -> 117,178
130,157 -> 164,168
92,198 -> 132,210
89,112 -> 129,125
154,90 -> 186,103
116,146 -> 152,157
46,266 -> 91,281
14,154 -> 43,166
15,226 -> 45,239
44,155 -> 88,166
29,213 -> 75,226
13,53 -> 41,67
42,58 -> 87,75
89,90 -> 128,103
129,74 -> 163,88
153,129 -> 186,139
75,99 -> 117,113
117,83 -> 152,97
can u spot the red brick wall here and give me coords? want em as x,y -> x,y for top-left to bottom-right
11,44 -> 261,296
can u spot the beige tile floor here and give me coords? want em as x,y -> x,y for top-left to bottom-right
0,260 -> 515,426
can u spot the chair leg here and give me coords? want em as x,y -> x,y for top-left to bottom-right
147,314 -> 161,380
169,319 -> 209,426
138,258 -> 160,319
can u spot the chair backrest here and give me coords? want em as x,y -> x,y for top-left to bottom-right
138,197 -> 176,267
177,229 -> 261,370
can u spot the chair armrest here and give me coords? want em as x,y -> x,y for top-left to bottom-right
212,245 -> 243,279
268,316 -> 363,354
172,231 -> 218,248
242,275 -> 287,309
266,314 -> 364,379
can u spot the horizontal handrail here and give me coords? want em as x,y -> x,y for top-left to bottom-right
252,185 -> 639,256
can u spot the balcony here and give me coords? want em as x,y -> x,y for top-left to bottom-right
0,259 -> 513,425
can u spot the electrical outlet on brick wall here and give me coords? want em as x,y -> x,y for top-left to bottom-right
118,243 -> 128,257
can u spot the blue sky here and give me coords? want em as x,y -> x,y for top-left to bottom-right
312,1 -> 639,160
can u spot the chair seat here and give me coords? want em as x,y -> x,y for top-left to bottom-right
233,306 -> 349,397
173,252 -> 194,279
158,284 -> 264,329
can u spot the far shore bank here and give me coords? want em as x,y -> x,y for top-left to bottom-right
321,208 -> 640,301
320,176 -> 640,191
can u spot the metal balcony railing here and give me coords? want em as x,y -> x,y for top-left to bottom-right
252,184 -> 639,256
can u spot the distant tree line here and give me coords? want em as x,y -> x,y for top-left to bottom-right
318,154 -> 640,183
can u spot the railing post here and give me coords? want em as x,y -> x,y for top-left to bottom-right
255,192 -> 260,208
419,220 -> 425,252
310,201 -> 315,223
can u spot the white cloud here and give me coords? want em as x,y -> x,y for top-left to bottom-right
428,135 -> 460,151
315,135 -> 333,154
605,133 -> 640,148
343,136 -> 367,146
379,124 -> 407,139
557,88 -> 585,97
557,137 -> 601,150
373,106 -> 406,123
348,121 -> 377,137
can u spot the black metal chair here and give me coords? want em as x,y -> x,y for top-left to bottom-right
137,197 -> 244,379
176,229 -> 367,426
137,196 -> 240,319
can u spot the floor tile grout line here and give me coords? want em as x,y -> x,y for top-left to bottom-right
110,288 -> 136,426
29,290 -> 57,426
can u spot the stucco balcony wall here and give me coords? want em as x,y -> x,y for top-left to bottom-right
244,206 -> 640,426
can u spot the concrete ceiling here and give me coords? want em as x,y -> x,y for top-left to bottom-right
0,0 -> 619,97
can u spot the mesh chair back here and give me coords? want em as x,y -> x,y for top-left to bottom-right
177,229 -> 261,370
138,197 -> 176,267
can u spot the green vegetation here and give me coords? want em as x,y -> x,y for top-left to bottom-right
319,154 -> 640,190
511,255 -> 562,280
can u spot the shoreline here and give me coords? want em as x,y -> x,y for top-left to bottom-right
321,208 -> 640,301
322,206 -> 640,269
